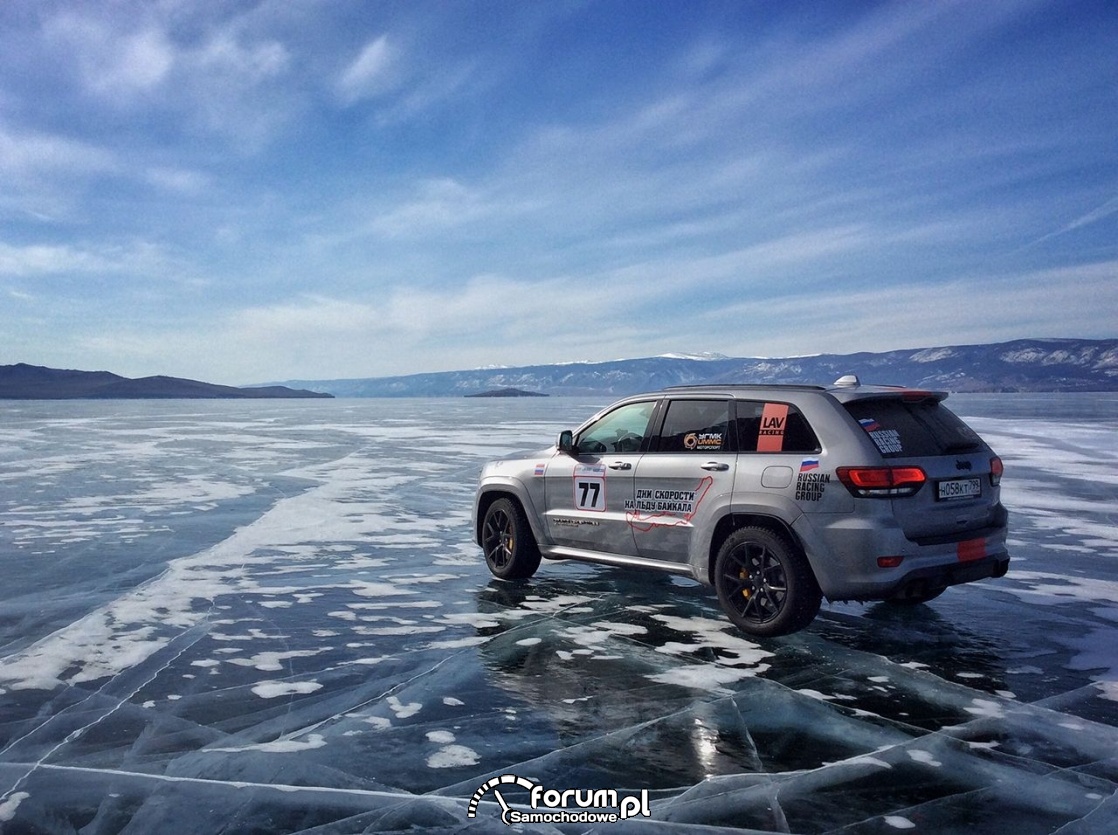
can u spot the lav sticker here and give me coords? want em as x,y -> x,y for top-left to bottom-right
757,403 -> 789,452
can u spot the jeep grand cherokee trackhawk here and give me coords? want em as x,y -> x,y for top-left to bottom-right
473,377 -> 1009,637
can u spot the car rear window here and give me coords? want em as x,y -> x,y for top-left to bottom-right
843,398 -> 983,458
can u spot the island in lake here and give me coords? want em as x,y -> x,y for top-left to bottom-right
465,388 -> 549,398
0,364 -> 333,399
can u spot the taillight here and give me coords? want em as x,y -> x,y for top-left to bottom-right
990,456 -> 1003,486
902,390 -> 935,402
837,466 -> 927,498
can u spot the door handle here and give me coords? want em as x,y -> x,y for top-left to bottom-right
701,462 -> 730,471
608,461 -> 632,470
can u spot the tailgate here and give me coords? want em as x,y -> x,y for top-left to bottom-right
842,396 -> 1002,541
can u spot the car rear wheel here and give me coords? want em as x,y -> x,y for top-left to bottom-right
482,498 -> 541,580
714,527 -> 822,637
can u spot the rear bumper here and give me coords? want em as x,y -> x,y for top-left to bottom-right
884,553 -> 1010,601
794,510 -> 1010,602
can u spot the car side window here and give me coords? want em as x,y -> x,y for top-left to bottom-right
576,401 -> 656,454
655,399 -> 733,453
735,401 -> 821,453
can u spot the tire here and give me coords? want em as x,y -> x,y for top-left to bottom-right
481,498 -> 541,580
714,527 -> 822,637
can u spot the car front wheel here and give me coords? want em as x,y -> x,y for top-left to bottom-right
714,527 -> 822,637
481,498 -> 541,580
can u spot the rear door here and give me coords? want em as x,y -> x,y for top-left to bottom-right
631,397 -> 737,564
842,397 -> 999,541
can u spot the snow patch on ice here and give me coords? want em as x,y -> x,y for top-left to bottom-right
228,648 -> 330,672
0,792 -> 30,822
907,749 -> 942,767
387,695 -> 422,719
651,614 -> 773,669
210,734 -> 327,753
427,745 -> 480,768
647,664 -> 763,692
965,698 -> 1007,719
424,636 -> 488,649
884,816 -> 916,829
847,755 -> 892,769
251,681 -> 323,699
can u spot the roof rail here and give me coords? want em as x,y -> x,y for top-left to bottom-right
662,383 -> 828,392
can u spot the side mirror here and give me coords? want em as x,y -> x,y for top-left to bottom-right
558,430 -> 575,455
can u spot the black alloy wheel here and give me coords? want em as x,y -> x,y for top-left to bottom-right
714,527 -> 821,637
481,497 -> 541,580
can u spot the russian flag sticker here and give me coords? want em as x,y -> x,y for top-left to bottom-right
800,458 -> 820,472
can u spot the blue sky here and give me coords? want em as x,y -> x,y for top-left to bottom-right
1,0 -> 1115,385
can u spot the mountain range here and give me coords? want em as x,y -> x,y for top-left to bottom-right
5,338 -> 1114,400
0,364 -> 332,399
279,338 -> 1118,397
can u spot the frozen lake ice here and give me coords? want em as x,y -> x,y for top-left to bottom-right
0,394 -> 1115,833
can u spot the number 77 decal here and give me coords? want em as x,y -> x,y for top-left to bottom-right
573,464 -> 607,511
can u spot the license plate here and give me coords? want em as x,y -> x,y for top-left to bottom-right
937,477 -> 981,501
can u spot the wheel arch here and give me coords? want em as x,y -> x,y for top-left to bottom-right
474,483 -> 545,548
703,512 -> 809,585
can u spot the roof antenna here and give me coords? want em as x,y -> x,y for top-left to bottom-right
834,374 -> 860,388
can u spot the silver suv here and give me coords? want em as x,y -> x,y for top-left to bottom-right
473,377 -> 1009,637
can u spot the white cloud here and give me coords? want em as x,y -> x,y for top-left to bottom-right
1064,196 -> 1118,233
0,242 -> 112,277
0,128 -> 116,179
337,35 -> 399,104
368,179 -> 495,237
703,260 -> 1118,358
95,28 -> 175,95
1029,195 -> 1118,247
0,240 -> 168,279
47,14 -> 174,99
143,166 -> 211,195
193,31 -> 289,83
170,27 -> 294,146
44,255 -> 1116,385
238,296 -> 382,339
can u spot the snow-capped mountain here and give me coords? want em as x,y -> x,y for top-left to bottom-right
281,338 -> 1118,397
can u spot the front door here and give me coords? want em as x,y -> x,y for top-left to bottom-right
544,399 -> 658,556
631,398 -> 737,564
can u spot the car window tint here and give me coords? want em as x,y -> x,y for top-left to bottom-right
843,399 -> 982,458
735,401 -> 821,453
656,400 -> 733,453
576,401 -> 656,454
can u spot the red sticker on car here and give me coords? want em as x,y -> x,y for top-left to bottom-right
957,538 -> 986,562
757,403 -> 789,452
